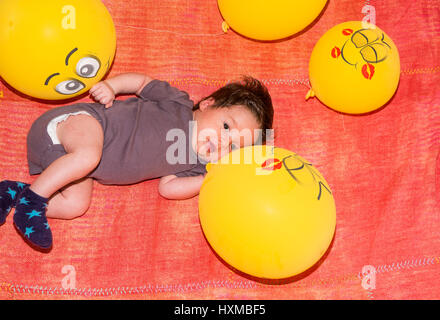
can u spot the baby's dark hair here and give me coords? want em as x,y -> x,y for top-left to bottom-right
193,76 -> 274,143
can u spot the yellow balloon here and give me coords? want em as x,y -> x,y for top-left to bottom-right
0,0 -> 116,100
218,0 -> 327,41
199,145 -> 336,279
308,21 -> 400,114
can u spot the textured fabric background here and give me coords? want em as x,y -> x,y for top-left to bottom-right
0,0 -> 439,299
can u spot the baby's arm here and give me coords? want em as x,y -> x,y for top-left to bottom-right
105,73 -> 153,95
158,175 -> 205,200
90,73 -> 152,107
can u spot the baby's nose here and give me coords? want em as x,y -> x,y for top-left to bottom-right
219,134 -> 231,147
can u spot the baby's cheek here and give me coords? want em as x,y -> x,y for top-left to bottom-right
217,146 -> 230,159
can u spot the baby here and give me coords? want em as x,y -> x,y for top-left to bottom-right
0,73 -> 274,250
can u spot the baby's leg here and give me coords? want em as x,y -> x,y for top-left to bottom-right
46,177 -> 94,220
14,114 -> 103,249
30,114 -> 103,198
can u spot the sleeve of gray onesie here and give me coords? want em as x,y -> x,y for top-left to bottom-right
138,79 -> 194,109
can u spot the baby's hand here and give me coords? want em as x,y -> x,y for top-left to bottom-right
90,81 -> 115,108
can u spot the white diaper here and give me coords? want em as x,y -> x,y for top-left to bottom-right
46,111 -> 92,144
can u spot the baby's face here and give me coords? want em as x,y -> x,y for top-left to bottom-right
193,101 -> 261,163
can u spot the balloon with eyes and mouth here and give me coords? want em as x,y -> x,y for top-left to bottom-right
199,145 -> 336,279
0,0 -> 116,101
307,21 -> 400,114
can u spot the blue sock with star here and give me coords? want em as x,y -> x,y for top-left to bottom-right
0,180 -> 29,225
13,186 -> 52,249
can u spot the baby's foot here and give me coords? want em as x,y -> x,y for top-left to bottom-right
13,187 -> 52,249
0,180 -> 29,225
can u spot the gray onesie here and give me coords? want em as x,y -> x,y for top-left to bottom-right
27,80 -> 207,185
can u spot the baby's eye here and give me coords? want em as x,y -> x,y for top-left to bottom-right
230,144 -> 238,151
223,122 -> 230,130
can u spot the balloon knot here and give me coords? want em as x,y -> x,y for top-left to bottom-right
305,89 -> 315,100
221,21 -> 230,33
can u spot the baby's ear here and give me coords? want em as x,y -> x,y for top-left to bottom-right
199,97 -> 215,111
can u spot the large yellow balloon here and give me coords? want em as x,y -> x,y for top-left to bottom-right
0,0 -> 116,100
218,0 -> 327,41
307,21 -> 400,114
199,145 -> 336,279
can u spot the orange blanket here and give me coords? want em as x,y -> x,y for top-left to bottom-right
0,0 -> 439,299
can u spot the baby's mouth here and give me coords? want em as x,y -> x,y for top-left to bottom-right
205,140 -> 216,156
197,138 -> 216,160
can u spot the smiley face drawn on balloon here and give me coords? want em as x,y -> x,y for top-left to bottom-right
44,47 -> 111,96
331,27 -> 392,80
0,0 -> 116,100
261,157 -> 283,171
260,147 -> 332,201
281,153 -> 332,200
